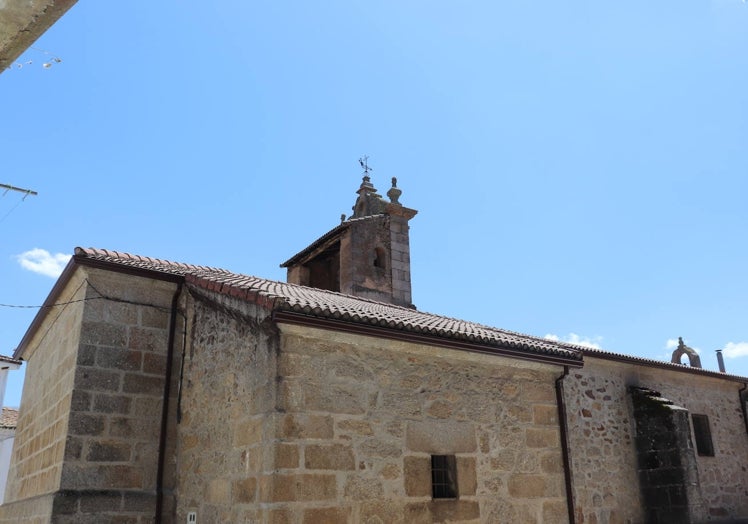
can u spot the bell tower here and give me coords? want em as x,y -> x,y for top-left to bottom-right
281,169 -> 417,308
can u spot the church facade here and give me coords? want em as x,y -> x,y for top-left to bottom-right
1,175 -> 746,523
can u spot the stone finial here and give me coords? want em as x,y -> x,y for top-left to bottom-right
671,337 -> 702,368
352,169 -> 387,218
359,175 -> 374,190
387,177 -> 402,205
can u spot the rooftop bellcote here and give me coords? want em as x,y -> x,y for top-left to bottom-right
281,166 -> 417,308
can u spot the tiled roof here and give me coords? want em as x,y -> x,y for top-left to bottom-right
75,247 -> 582,362
280,215 -> 385,268
0,355 -> 21,366
77,248 -> 232,276
580,346 -> 748,383
0,408 -> 18,429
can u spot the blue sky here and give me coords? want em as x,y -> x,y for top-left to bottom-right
1,1 -> 747,407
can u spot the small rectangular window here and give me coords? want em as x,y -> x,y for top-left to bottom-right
431,455 -> 458,499
692,414 -> 714,457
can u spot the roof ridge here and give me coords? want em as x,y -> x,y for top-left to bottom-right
70,247 -> 583,362
188,264 -> 429,311
75,247 -> 232,273
580,345 -> 748,381
405,306 -> 559,346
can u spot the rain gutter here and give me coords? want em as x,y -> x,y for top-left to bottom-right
272,310 -> 582,368
556,366 -> 575,524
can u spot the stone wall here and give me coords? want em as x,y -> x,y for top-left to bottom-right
0,267 -> 179,524
565,356 -> 748,523
172,292 -> 569,523
55,268 -> 178,523
388,213 -> 413,307
2,269 -> 86,513
340,216 -> 394,304
173,287 -> 279,523
563,359 -> 643,524
637,365 -> 748,521
269,324 -> 568,523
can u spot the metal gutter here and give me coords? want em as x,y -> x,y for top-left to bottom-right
740,383 -> 748,436
272,310 -> 583,367
556,366 -> 575,524
75,255 -> 185,284
155,283 -> 182,523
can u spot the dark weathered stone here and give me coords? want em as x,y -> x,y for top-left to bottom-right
140,308 -> 169,329
51,490 -> 80,515
142,352 -> 167,375
123,373 -> 163,395
630,387 -> 701,524
77,345 -> 97,366
97,347 -> 142,372
68,413 -> 105,436
128,327 -> 167,352
71,390 -> 92,411
78,490 -> 123,513
93,394 -> 132,414
121,491 -> 156,512
75,367 -> 121,392
86,441 -> 131,462
65,436 -> 83,460
110,417 -> 160,441
80,322 -> 127,348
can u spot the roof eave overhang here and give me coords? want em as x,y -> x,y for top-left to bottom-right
280,223 -> 349,268
13,253 -> 184,360
280,215 -> 388,268
272,310 -> 583,368
0,0 -> 78,72
583,348 -> 748,383
75,254 -> 185,284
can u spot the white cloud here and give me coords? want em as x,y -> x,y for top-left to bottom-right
723,342 -> 748,358
16,248 -> 71,278
544,333 -> 602,349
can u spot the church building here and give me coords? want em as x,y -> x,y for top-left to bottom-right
0,173 -> 746,523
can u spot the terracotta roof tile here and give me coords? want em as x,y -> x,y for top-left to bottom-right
75,247 -> 230,275
75,247 -> 581,362
280,215 -> 385,268
0,355 -> 20,366
579,346 -> 748,382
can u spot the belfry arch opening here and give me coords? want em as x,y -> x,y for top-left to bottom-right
373,247 -> 386,270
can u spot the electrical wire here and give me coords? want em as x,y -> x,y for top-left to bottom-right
0,196 -> 25,225
0,280 -> 174,313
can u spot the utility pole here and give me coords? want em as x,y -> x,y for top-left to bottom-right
0,184 -> 37,198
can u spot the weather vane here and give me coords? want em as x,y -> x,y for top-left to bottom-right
358,156 -> 372,176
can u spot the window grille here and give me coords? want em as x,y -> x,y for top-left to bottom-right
431,455 -> 458,499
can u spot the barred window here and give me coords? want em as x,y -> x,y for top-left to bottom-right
431,455 -> 458,499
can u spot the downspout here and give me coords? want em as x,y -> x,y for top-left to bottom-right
155,282 -> 183,523
556,366 -> 575,524
740,383 -> 748,436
